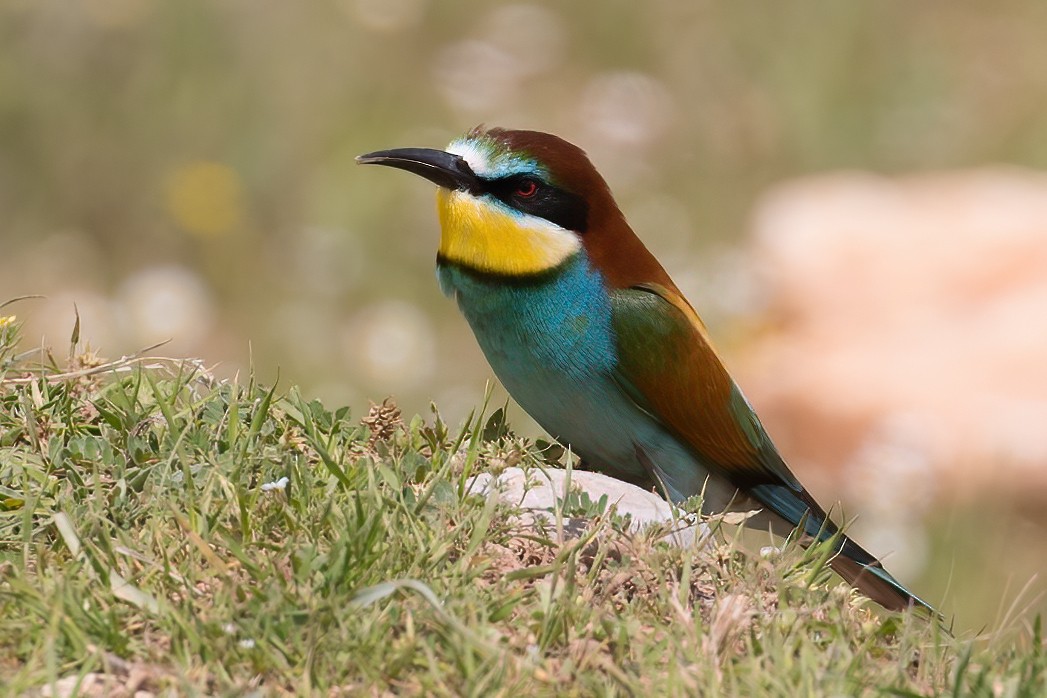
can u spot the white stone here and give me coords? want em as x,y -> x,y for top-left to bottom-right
468,466 -> 709,548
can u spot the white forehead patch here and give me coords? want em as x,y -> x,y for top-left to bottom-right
447,139 -> 496,178
447,135 -> 545,181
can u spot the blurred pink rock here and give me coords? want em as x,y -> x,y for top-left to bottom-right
741,167 -> 1047,503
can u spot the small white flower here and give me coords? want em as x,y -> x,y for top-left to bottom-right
260,476 -> 289,492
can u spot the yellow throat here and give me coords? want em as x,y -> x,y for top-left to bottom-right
436,189 -> 581,276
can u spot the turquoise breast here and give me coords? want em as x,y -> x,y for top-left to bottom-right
436,253 -> 715,502
436,253 -> 617,382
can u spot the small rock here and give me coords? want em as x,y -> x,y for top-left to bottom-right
468,466 -> 708,548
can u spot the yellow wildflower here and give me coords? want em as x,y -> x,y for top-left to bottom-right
164,161 -> 244,238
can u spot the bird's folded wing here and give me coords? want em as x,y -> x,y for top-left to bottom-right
608,283 -> 802,494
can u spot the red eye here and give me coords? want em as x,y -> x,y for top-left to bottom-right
516,179 -> 538,198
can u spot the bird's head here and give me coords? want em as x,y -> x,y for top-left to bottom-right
358,126 -> 672,287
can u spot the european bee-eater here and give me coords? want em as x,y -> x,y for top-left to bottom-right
358,126 -> 931,613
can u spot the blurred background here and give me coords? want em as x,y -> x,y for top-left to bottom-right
3,0 -> 1046,631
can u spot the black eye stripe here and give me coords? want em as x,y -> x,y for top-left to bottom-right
483,175 -> 589,233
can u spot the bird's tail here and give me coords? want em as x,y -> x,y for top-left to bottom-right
745,482 -> 937,615
829,536 -> 937,614
764,484 -> 937,614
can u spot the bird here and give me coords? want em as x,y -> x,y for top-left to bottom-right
357,126 -> 933,613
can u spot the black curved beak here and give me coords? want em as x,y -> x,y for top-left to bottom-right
356,147 -> 479,192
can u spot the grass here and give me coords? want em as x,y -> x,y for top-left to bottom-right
0,311 -> 1044,697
